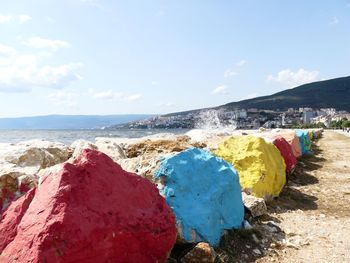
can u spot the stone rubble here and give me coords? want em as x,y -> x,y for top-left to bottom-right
180,242 -> 216,263
242,192 -> 267,218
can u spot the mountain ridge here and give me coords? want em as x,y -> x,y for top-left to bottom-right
165,76 -> 350,116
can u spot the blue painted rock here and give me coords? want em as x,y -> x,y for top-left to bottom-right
296,130 -> 312,155
155,148 -> 244,246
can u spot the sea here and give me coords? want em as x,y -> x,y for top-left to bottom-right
0,129 -> 189,145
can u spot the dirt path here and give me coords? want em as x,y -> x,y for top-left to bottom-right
215,131 -> 350,263
258,131 -> 350,262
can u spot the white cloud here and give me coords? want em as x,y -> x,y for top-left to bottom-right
160,102 -> 175,107
18,14 -> 31,24
0,44 -> 82,92
0,44 -> 17,56
36,62 -> 83,87
223,59 -> 246,78
0,14 -> 31,24
0,15 -> 13,24
90,89 -> 142,102
236,59 -> 247,67
224,69 -> 237,78
90,89 -> 123,100
267,68 -> 320,87
329,16 -> 339,26
212,85 -> 228,95
48,91 -> 77,107
125,93 -> 142,102
22,37 -> 70,51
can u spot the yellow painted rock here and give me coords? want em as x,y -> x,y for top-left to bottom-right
307,130 -> 314,141
214,136 -> 286,199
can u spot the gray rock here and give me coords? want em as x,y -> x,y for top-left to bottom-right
0,140 -> 72,210
3,140 -> 72,169
70,139 -> 97,159
181,242 -> 216,263
94,138 -> 126,162
119,153 -> 173,181
242,192 -> 267,217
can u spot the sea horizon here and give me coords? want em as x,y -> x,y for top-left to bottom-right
0,128 -> 190,145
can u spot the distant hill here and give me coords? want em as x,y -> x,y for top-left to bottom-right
0,114 -> 155,129
166,76 -> 350,116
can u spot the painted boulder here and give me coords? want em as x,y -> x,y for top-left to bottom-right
0,149 -> 176,263
254,133 -> 297,174
307,130 -> 314,141
309,128 -> 323,139
274,130 -> 302,158
296,130 -> 312,155
214,136 -> 286,199
155,148 -> 244,246
313,128 -> 323,139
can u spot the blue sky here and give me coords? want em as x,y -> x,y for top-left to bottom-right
0,0 -> 349,117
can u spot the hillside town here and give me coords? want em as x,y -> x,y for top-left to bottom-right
115,107 -> 350,130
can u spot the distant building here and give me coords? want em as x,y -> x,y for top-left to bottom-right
281,113 -> 286,126
320,108 -> 336,115
302,109 -> 317,124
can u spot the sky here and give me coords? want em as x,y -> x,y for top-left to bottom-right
0,0 -> 349,117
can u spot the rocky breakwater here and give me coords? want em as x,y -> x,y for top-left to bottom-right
0,149 -> 176,262
0,140 -> 72,212
0,128 -> 324,262
214,136 -> 287,199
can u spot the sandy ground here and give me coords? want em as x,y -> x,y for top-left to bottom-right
334,129 -> 350,137
260,131 -> 350,262
213,131 -> 350,263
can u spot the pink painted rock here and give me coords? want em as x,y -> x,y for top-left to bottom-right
0,149 -> 176,263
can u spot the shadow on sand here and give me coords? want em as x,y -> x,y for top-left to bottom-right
268,143 -> 326,214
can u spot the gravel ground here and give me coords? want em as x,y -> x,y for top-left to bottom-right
256,131 -> 350,263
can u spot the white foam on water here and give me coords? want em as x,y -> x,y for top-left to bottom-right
195,109 -> 237,130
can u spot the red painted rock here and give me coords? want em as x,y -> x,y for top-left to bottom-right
0,149 -> 176,263
0,188 -> 36,252
254,133 -> 297,174
275,130 -> 302,158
